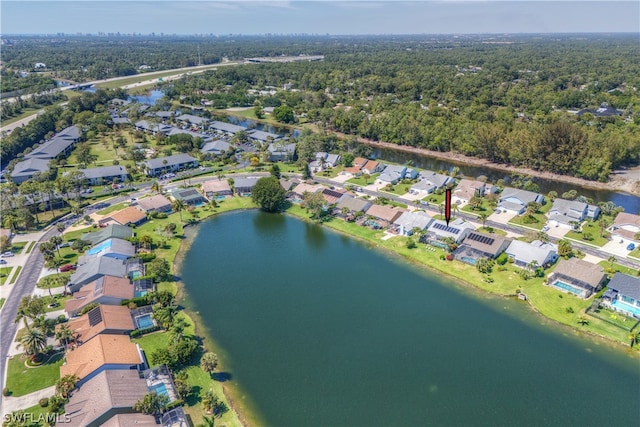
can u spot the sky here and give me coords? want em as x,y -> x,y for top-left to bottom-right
1,1 -> 638,35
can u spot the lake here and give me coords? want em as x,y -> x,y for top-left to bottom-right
181,211 -> 639,426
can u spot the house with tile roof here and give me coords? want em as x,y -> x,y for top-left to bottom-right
365,204 -> 406,226
62,305 -> 134,344
68,257 -> 128,292
498,188 -> 544,215
65,276 -> 134,317
201,179 -> 233,199
452,179 -> 485,205
107,206 -> 147,227
609,212 -> 640,244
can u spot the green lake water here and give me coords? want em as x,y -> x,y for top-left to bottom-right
181,210 -> 640,426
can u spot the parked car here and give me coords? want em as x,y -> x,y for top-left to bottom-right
0,259 -> 7,265
58,242 -> 71,248
1,251 -> 14,257
60,264 -> 77,272
627,243 -> 635,251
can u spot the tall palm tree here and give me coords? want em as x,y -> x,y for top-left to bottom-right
20,327 -> 47,357
201,389 -> 219,415
55,324 -> 75,349
50,235 -> 63,257
172,199 -> 185,223
479,212 -> 488,228
608,256 -> 616,270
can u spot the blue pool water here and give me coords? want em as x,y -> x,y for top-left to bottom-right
136,314 -> 154,329
611,300 -> 640,318
87,240 -> 111,255
150,382 -> 169,397
135,290 -> 148,298
460,256 -> 477,265
130,271 -> 142,279
551,280 -> 583,296
215,196 -> 227,201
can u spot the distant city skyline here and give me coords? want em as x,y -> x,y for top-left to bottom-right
2,1 -> 638,35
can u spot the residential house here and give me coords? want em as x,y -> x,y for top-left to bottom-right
335,195 -> 372,215
279,178 -> 299,193
411,171 -> 453,195
75,165 -> 128,186
362,160 -> 383,175
106,206 -> 147,227
452,179 -> 485,205
82,225 -> 134,246
60,334 -> 144,386
426,218 -> 475,243
321,188 -> 346,205
586,204 -> 601,220
167,127 -> 210,142
577,103 -> 623,118
10,158 -> 51,184
169,188 -> 206,206
343,157 -> 369,177
365,204 -> 406,227
101,413 -> 157,427
68,257 -> 128,292
290,182 -> 323,202
111,117 -> 130,126
603,273 -> 640,318
233,177 -> 261,196
85,238 -> 135,261
201,179 -> 233,199
200,139 -> 231,156
133,120 -> 171,135
148,111 -> 173,121
310,152 -> 341,170
547,198 -> 589,228
377,164 -> 408,184
135,194 -> 172,214
505,240 -> 558,269
65,276 -> 134,317
547,258 -> 607,298
142,365 -> 180,404
455,232 -> 511,264
609,212 -> 640,244
63,369 -> 150,427
267,142 -> 296,162
393,211 -> 433,236
26,126 -> 81,160
498,188 -> 544,215
248,129 -> 282,144
176,113 -> 209,127
143,154 -> 198,177
62,305 -> 134,344
209,120 -> 247,136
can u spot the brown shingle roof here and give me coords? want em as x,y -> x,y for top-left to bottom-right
292,183 -> 323,197
612,212 -> 640,241
201,179 -> 232,194
64,276 -> 134,315
365,204 -> 406,223
552,258 -> 606,288
135,194 -> 171,212
108,206 -> 147,226
60,335 -> 142,381
62,305 -> 134,344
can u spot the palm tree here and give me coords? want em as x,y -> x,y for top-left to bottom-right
526,260 -> 539,273
14,295 -> 45,332
628,330 -> 640,347
152,304 -> 178,329
608,256 -> 616,270
139,235 -> 153,251
56,223 -> 65,233
200,351 -> 218,375
55,324 -> 75,349
479,212 -> 488,228
172,199 -> 185,223
598,218 -> 611,238
198,415 -> 215,427
50,235 -> 63,257
577,316 -> 589,326
201,389 -> 219,415
19,327 -> 47,357
55,374 -> 79,399
151,181 -> 163,194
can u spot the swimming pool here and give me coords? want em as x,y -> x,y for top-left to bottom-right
610,300 -> 640,318
460,256 -> 477,265
136,314 -> 155,330
149,382 -> 169,397
135,290 -> 148,298
87,239 -> 112,255
551,280 -> 584,297
130,270 -> 142,280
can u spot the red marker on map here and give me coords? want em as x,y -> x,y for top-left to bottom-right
445,188 -> 452,226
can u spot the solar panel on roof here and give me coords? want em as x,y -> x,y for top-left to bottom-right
432,222 -> 461,234
323,189 -> 343,198
467,233 -> 496,246
87,306 -> 103,326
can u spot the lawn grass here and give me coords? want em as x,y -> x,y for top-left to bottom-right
5,352 -> 64,397
315,165 -> 344,178
565,221 -> 610,247
598,260 -> 638,277
380,182 -> 414,196
97,202 -> 128,215
629,248 -> 640,260
287,205 -> 636,347
9,266 -> 22,284
19,404 -> 57,425
1,267 -> 14,286
42,294 -> 72,312
25,241 -> 36,254
422,192 -> 445,205
1,107 -> 41,126
346,174 -> 378,187
461,202 -> 491,216
508,213 -> 545,230
477,226 -> 508,236
37,273 -> 71,289
9,241 -> 27,255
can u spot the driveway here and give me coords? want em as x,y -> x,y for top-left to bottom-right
1,386 -> 56,417
488,210 -> 517,224
602,240 -> 634,259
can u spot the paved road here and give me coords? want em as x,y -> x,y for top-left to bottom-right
0,227 -> 57,409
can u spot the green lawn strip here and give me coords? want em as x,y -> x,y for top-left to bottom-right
380,182 -> 414,196
37,273 -> 71,289
422,192 -> 445,205
477,226 -> 507,236
0,298 -> 5,310
1,267 -> 14,286
315,165 -> 344,178
629,248 -> 640,260
9,241 -> 27,255
287,205 -> 636,347
43,294 -> 72,312
346,174 -> 378,187
598,261 -> 638,276
9,266 -> 22,284
19,403 -> 55,425
564,222 -> 609,247
97,202 -> 128,215
5,353 -> 64,397
1,108 -> 41,126
25,241 -> 36,254
461,203 -> 490,216
508,214 -> 545,230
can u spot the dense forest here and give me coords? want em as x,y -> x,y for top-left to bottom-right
2,34 -> 639,181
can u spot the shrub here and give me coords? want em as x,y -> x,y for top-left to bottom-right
3,388 -> 10,396
57,315 -> 67,324
79,303 -> 99,316
445,254 -> 453,261
137,253 -> 157,262
405,238 -> 417,249
566,306 -> 574,314
39,398 -> 49,408
496,252 -> 509,265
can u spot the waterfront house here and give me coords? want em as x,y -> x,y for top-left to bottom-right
362,160 -> 383,175
209,120 -> 247,136
82,225 -> 134,246
411,171 -> 453,195
143,153 -> 198,177
426,218 -> 475,244
321,187 -> 346,205
62,305 -> 134,344
546,258 -> 607,298
267,142 -> 296,162
452,179 -> 485,205
169,187 -> 206,206
106,206 -> 147,227
279,177 -> 299,193
310,152 -> 341,171
135,194 -> 172,214
63,369 -> 150,427
498,188 -> 544,214
547,198 -> 591,228
102,413 -> 157,426
75,165 -> 128,186
602,273 -> 640,318
161,407 -> 190,427
248,129 -> 283,144
201,179 -> 233,199
290,182 -> 323,202
455,232 -> 511,264
68,257 -> 128,292
233,177 -> 261,196
176,113 -> 209,127
505,240 -> 558,268
393,211 -> 433,236
609,212 -> 640,245
85,238 -> 135,261
335,195 -> 372,215
377,164 -> 408,184
200,139 -> 231,156
343,157 -> 369,177
365,204 -> 406,227
60,334 -> 145,386
10,158 -> 51,184
65,276 -> 134,318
